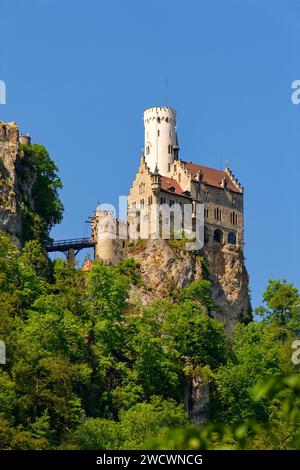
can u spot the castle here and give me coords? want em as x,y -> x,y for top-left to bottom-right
92,106 -> 244,264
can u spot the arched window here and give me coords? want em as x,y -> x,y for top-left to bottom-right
214,228 -> 223,243
228,232 -> 236,244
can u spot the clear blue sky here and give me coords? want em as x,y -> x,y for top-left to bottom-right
1,0 -> 299,309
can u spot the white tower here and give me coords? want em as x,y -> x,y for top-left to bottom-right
144,106 -> 178,176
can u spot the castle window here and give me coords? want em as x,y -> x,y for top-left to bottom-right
214,207 -> 222,221
230,211 -> 238,225
203,191 -> 209,202
148,195 -> 153,205
140,199 -> 144,209
158,130 -> 160,137
228,232 -> 237,245
214,229 -> 223,243
157,117 -> 161,123
146,145 -> 150,155
170,200 -> 175,207
204,226 -> 209,243
122,241 -> 126,248
160,197 -> 166,204
204,208 -> 209,218
132,202 -> 136,209
178,173 -> 181,182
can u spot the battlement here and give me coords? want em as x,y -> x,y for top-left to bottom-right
144,106 -> 176,125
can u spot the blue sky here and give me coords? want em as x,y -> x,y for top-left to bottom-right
0,0 -> 299,309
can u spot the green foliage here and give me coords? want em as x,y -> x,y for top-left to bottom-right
256,279 -> 299,326
17,144 -> 63,243
75,418 -> 121,450
147,374 -> 300,450
120,397 -> 188,449
0,230 -> 299,449
179,279 -> 216,312
75,397 -> 187,450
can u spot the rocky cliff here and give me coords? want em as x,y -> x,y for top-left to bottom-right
0,122 -> 35,243
128,239 -> 251,333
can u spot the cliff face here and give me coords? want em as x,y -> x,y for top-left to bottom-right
127,238 -> 251,424
0,122 -> 35,243
128,239 -> 251,333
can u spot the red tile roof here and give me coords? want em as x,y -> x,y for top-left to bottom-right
160,176 -> 191,198
183,162 -> 241,193
82,259 -> 93,271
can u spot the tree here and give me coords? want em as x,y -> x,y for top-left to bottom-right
75,418 -> 121,450
17,144 -> 63,243
120,397 -> 188,449
256,279 -> 299,326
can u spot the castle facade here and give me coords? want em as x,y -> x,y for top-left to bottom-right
92,106 -> 244,264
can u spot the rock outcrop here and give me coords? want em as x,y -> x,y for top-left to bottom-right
0,122 -> 35,243
128,238 -> 251,333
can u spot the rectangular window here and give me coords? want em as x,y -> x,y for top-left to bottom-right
214,207 -> 221,221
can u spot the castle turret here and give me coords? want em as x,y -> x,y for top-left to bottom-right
144,106 -> 177,176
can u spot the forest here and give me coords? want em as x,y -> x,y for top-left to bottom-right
0,145 -> 299,450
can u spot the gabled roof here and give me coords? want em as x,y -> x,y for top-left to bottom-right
183,161 -> 241,193
160,176 -> 191,198
82,259 -> 93,272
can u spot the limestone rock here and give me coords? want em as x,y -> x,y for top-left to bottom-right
127,238 -> 251,333
0,121 -> 35,242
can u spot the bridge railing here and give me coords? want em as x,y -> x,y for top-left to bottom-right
47,237 -> 95,247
